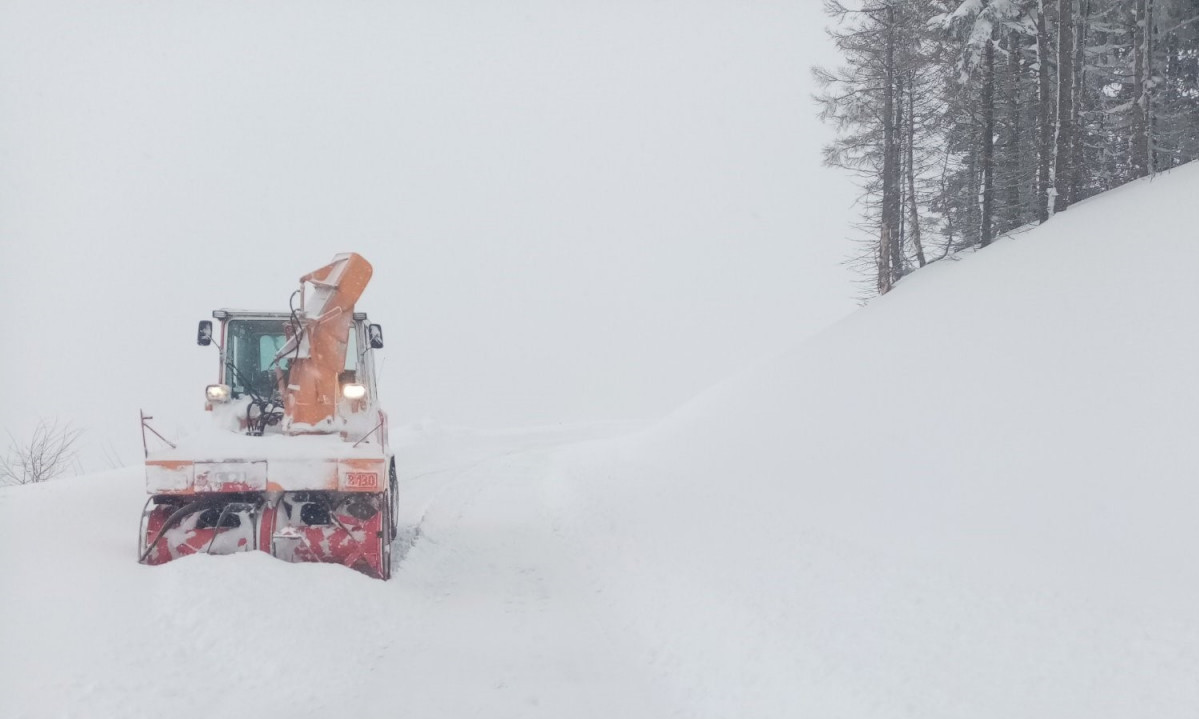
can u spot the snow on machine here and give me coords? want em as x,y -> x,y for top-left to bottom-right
138,252 -> 397,579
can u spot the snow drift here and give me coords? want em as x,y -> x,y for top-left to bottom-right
550,163 -> 1199,717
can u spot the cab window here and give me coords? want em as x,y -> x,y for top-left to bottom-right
345,325 -> 358,371
225,319 -> 288,399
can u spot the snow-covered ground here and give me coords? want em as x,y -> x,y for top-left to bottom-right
549,164 -> 1199,717
4,164 -> 1199,717
0,422 -> 666,719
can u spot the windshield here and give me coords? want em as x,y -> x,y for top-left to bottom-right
224,319 -> 290,399
223,318 -> 363,400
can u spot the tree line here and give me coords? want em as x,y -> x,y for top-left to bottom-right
816,0 -> 1199,295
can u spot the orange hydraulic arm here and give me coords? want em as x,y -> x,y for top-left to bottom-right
274,253 -> 373,434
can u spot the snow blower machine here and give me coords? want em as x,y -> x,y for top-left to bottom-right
138,252 -> 397,579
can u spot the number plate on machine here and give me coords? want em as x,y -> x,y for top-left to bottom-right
345,472 -> 379,489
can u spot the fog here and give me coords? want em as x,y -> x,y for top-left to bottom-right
0,0 -> 856,470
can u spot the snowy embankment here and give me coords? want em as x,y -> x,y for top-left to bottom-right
2,166 -> 1198,718
548,163 -> 1199,717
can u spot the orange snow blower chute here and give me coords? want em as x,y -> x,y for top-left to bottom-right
138,252 -> 398,579
276,252 -> 373,434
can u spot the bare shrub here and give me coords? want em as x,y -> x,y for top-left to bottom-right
0,419 -> 83,486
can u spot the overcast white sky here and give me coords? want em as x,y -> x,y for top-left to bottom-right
0,0 -> 857,470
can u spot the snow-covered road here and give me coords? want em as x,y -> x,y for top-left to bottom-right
0,422 -> 666,719
383,422 -> 665,718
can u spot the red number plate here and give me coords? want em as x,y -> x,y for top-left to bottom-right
345,472 -> 379,489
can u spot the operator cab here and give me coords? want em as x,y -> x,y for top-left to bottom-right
197,310 -> 384,412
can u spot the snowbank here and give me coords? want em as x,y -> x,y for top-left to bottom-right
550,163 -> 1199,718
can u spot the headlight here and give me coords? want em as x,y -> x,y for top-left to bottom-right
342,383 -> 367,400
206,384 -> 231,403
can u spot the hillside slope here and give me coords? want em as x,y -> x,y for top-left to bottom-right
551,163 -> 1199,717
1,166 -> 1196,719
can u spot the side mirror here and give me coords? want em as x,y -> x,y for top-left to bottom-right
197,320 -> 213,346
368,324 -> 384,349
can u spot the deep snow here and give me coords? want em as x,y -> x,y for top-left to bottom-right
3,167 -> 1199,717
551,163 -> 1199,717
0,423 -> 664,719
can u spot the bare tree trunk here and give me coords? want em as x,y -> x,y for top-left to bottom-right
1146,0 -> 1157,175
1006,30 -> 1024,229
982,38 -> 996,246
1131,0 -> 1149,178
1072,0 -> 1089,199
906,75 -> 926,268
891,70 -> 906,278
1055,0 -> 1076,212
966,140 -> 981,247
878,225 -> 892,295
879,5 -> 902,291
1036,1 -> 1054,222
